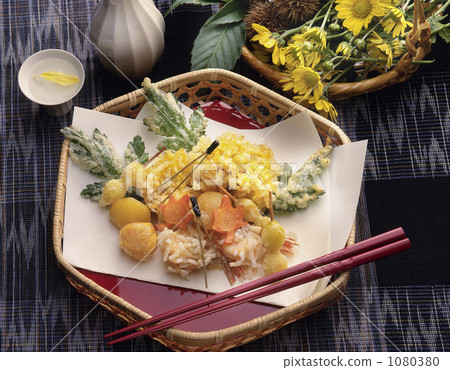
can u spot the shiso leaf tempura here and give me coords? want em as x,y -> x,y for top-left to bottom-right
61,126 -> 123,180
80,181 -> 106,201
142,77 -> 207,152
124,135 -> 149,165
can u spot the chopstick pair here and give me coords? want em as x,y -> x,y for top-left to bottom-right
105,227 -> 410,345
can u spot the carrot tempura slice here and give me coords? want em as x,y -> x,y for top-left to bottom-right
212,196 -> 247,244
158,194 -> 193,230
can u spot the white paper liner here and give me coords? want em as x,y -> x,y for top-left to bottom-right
63,106 -> 367,307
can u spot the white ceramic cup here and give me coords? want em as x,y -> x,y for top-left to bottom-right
18,49 -> 85,116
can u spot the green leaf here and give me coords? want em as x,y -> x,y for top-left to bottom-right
428,16 -> 450,43
124,135 -> 148,165
142,78 -> 208,151
204,0 -> 246,26
438,26 -> 450,43
61,126 -> 123,180
165,0 -> 222,16
191,20 -> 245,70
137,153 -> 149,164
91,129 -> 124,179
80,182 -> 106,201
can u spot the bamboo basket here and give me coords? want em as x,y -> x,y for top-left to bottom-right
241,0 -> 431,101
53,68 -> 354,351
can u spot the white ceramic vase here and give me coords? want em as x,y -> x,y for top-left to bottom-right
89,0 -> 165,81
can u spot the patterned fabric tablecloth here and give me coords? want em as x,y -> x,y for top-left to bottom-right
0,0 -> 449,352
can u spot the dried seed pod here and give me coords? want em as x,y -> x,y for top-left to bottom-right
245,1 -> 291,40
272,0 -> 320,26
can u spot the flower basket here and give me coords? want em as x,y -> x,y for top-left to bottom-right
241,0 -> 432,101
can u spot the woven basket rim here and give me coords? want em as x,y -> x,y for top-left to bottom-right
53,68 -> 355,351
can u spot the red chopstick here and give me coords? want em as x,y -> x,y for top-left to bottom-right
105,228 -> 404,340
105,228 -> 408,345
107,237 -> 411,345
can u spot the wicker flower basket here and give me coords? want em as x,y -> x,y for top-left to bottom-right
53,68 -> 354,351
241,0 -> 432,101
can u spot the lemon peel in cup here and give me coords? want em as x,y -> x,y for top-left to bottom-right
34,71 -> 80,86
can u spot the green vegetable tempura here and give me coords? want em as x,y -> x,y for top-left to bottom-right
124,135 -> 148,165
273,141 -> 333,213
61,126 -> 123,180
141,77 -> 207,151
80,181 -> 106,201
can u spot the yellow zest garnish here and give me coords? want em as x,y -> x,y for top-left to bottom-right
34,71 -> 80,86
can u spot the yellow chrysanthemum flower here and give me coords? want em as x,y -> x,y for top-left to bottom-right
367,32 -> 404,68
284,45 -> 304,69
336,41 -> 353,59
301,27 -> 327,49
251,43 -> 272,64
272,43 -> 287,65
382,6 -> 412,38
335,0 -> 387,36
284,26 -> 327,68
251,24 -> 277,48
281,66 -> 324,101
280,67 -> 298,93
285,35 -> 323,69
251,23 -> 286,66
310,96 -> 338,121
